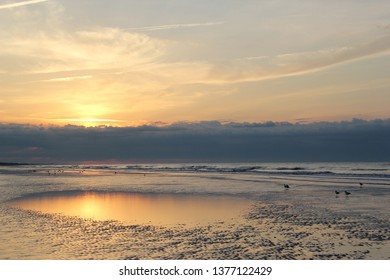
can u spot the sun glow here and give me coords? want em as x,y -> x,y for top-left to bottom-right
57,118 -> 125,127
79,193 -> 103,218
51,103 -> 127,127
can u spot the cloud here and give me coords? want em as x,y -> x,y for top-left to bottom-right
126,21 -> 225,31
0,27 -> 166,74
1,119 -> 389,163
209,36 -> 390,83
1,10 -> 389,87
0,0 -> 49,10
38,75 -> 93,82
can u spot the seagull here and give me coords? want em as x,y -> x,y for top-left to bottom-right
345,191 -> 351,195
335,190 -> 340,195
284,184 -> 290,189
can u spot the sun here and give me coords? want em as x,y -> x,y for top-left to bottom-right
53,104 -> 127,127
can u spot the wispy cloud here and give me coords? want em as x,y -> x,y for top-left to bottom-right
126,21 -> 224,31
209,35 -> 390,83
39,75 -> 93,83
0,28 -> 166,73
0,0 -> 49,10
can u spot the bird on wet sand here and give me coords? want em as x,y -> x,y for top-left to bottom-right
335,190 -> 340,195
359,182 -> 364,187
284,184 -> 290,189
345,191 -> 351,195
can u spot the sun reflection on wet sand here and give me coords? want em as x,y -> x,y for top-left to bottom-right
9,192 -> 252,226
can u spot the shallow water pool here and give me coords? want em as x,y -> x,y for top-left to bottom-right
8,191 -> 252,226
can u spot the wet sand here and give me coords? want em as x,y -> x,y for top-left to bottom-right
1,194 -> 389,260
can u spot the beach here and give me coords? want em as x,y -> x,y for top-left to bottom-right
1,163 -> 389,260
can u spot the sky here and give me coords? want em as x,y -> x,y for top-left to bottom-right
0,0 -> 390,163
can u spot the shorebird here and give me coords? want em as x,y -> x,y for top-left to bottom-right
359,182 -> 363,187
345,191 -> 351,195
284,184 -> 290,189
335,190 -> 340,195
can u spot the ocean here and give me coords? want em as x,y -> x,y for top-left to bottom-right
1,162 -> 389,259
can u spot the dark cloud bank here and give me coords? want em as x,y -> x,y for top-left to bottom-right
0,119 -> 389,163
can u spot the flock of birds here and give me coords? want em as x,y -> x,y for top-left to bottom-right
283,182 -> 364,196
335,190 -> 351,196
